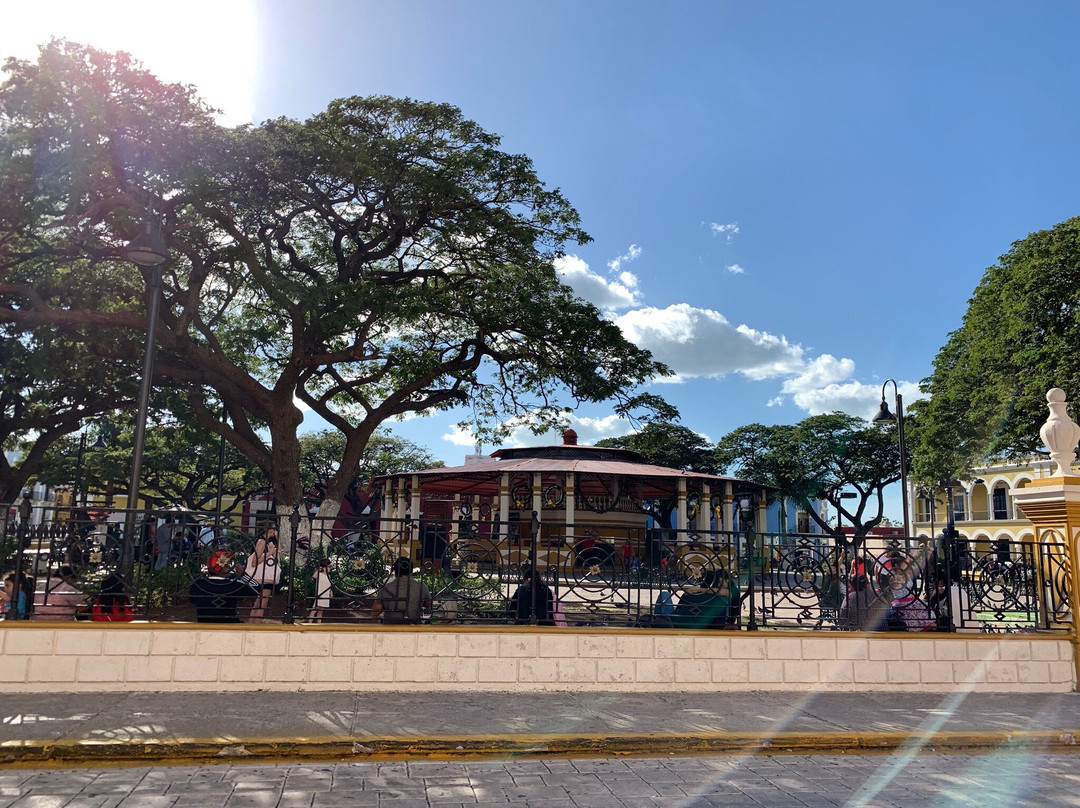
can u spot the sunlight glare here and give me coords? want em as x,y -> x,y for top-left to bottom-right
0,0 -> 257,125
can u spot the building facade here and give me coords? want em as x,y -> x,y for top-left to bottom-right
908,458 -> 1062,546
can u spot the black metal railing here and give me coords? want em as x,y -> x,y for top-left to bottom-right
0,503 -> 1070,632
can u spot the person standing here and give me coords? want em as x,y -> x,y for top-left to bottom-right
154,515 -> 174,571
309,557 -> 333,622
246,525 -> 281,619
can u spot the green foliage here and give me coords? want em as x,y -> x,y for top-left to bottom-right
716,413 -> 903,542
0,324 -> 135,501
298,429 -> 443,494
915,216 -> 1080,481
595,421 -> 721,473
0,41 -> 672,513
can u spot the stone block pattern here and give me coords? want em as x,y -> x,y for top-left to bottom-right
0,625 -> 1072,692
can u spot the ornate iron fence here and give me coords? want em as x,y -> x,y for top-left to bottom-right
0,503 -> 1070,632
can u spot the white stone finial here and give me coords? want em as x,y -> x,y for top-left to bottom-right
1040,388 -> 1080,477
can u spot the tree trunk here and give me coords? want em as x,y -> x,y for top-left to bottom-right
312,496 -> 342,554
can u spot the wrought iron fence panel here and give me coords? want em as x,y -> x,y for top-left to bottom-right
0,503 -> 1071,632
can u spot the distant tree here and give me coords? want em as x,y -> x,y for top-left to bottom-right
915,216 -> 1080,482
716,413 -> 904,547
32,411 -> 266,511
298,429 -> 444,497
0,325 -> 132,502
595,422 -> 721,473
0,42 -> 673,538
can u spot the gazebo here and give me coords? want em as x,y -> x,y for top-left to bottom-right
372,430 -> 769,569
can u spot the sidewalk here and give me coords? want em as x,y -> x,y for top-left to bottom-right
3,690 -> 1079,765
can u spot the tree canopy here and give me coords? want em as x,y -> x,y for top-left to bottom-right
0,41 -> 672,519
913,216 -> 1080,484
595,422 -> 721,473
716,413 -> 903,544
298,429 -> 444,499
0,324 -> 132,501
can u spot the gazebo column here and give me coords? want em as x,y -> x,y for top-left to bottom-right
409,475 -> 421,559
498,472 -> 510,540
379,484 -> 392,544
756,491 -> 767,535
450,494 -> 461,543
565,473 -> 575,547
676,478 -> 688,543
723,481 -> 733,535
531,473 -> 543,542
391,477 -> 407,546
702,483 -> 712,540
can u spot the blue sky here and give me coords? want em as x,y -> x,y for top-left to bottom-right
6,2 -> 1080,516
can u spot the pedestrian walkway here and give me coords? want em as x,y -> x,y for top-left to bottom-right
2,690 -> 1079,766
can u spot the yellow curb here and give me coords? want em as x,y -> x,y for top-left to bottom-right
3,730 -> 1079,766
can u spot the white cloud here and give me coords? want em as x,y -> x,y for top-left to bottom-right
725,264 -> 745,275
780,354 -> 856,395
608,244 -> 643,274
442,423 -> 479,447
784,379 -> 923,419
766,396 -> 785,407
709,222 -> 740,242
615,304 -> 805,382
554,254 -> 640,310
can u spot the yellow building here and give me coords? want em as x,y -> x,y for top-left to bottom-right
909,458 -> 1063,547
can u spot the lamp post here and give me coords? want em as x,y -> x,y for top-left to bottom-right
872,379 -> 911,541
121,217 -> 169,575
738,494 -> 758,631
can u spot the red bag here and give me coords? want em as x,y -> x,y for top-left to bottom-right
91,599 -> 134,622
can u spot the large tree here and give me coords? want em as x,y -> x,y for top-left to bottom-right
0,42 -> 671,532
716,413 -> 903,545
913,216 -> 1080,483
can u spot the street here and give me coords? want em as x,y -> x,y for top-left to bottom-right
3,751 -> 1079,808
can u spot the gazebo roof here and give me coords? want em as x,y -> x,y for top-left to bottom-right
373,433 -> 765,499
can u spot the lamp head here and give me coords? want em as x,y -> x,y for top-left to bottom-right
872,398 -> 896,424
123,219 -> 169,267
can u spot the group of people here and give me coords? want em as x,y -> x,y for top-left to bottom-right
1,566 -> 134,621
646,566 -> 741,629
832,551 -> 939,631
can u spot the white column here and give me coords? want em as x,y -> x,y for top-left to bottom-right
531,473 -> 543,542
565,472 -> 575,546
676,478 -> 688,541
498,473 -> 510,539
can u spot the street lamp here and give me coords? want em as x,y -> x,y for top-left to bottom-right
121,216 -> 169,573
737,494 -> 758,631
872,379 -> 911,541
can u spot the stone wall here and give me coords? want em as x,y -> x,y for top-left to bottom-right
0,624 -> 1072,693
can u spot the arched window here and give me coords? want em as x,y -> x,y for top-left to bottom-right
951,492 -> 966,522
992,485 -> 1009,520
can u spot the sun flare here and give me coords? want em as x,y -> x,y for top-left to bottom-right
0,0 -> 257,126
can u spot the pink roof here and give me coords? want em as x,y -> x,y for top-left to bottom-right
374,445 -> 760,499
